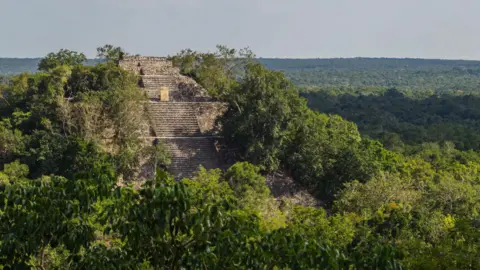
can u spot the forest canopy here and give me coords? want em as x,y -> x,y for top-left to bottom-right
0,47 -> 478,269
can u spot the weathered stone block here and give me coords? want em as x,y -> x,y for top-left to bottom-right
160,87 -> 169,101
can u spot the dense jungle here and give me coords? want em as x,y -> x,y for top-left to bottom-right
0,47 -> 478,269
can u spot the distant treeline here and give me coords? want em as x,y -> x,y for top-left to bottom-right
0,58 -> 102,74
257,58 -> 480,93
286,68 -> 480,93
4,57 -> 480,93
258,57 -> 480,70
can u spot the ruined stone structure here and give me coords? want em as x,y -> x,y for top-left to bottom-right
119,56 -> 212,102
119,56 -> 227,179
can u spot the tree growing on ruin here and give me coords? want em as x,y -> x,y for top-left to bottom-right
96,44 -> 129,62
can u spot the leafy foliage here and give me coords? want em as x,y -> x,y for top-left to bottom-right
96,44 -> 129,62
0,47 -> 478,269
303,88 -> 480,152
38,49 -> 87,72
174,49 -> 401,201
171,47 -> 480,269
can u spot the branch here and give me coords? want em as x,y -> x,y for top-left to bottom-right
0,95 -> 10,106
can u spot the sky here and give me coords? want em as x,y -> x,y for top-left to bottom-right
0,0 -> 479,59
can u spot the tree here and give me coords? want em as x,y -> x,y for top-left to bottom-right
38,49 -> 87,71
103,172 -> 231,268
4,45 -> 480,269
225,162 -> 269,198
221,62 -> 306,172
171,45 -> 254,97
0,162 -> 114,268
96,44 -> 129,62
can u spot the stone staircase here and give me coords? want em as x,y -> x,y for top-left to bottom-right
119,56 -> 225,180
142,75 -> 177,90
164,138 -> 222,179
147,102 -> 201,137
142,75 -> 178,99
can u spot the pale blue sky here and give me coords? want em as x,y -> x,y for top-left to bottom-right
1,0 -> 478,59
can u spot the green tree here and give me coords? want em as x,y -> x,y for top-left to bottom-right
225,162 -> 269,198
103,172 -> 230,268
0,161 -> 115,268
171,45 -> 254,97
96,44 -> 129,62
221,62 -> 306,172
38,49 -> 87,71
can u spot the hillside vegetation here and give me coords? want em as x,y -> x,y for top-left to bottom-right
0,46 -> 478,269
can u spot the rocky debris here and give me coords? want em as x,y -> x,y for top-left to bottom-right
266,171 -> 321,207
194,103 -> 227,134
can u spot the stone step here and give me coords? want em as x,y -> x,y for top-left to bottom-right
153,125 -> 199,129
143,84 -> 177,90
148,109 -> 196,114
154,127 -> 200,132
148,102 -> 197,107
144,89 -> 178,99
151,114 -> 196,117
155,131 -> 202,137
142,76 -> 176,87
148,107 -> 196,111
152,121 -> 198,124
152,124 -> 199,128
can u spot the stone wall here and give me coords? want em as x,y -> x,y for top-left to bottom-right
123,56 -> 170,61
119,56 -> 175,75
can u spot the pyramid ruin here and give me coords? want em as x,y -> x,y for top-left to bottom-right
119,56 -> 227,179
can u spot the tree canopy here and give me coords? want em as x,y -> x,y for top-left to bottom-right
37,49 -> 87,72
0,46 -> 478,269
